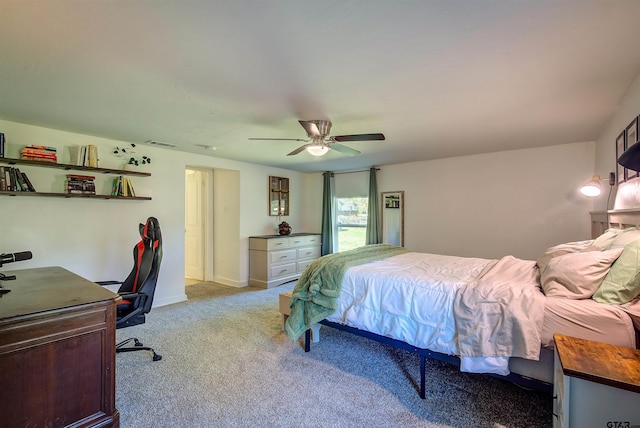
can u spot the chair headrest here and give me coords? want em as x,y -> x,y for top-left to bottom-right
139,217 -> 161,243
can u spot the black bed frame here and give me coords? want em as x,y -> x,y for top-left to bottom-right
304,320 -> 553,398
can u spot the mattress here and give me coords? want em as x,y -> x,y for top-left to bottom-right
325,251 -> 636,379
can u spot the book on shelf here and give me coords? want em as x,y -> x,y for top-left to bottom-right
68,144 -> 98,167
66,174 -> 96,195
0,166 -> 35,192
111,175 -> 137,197
20,172 -> 36,192
21,145 -> 58,163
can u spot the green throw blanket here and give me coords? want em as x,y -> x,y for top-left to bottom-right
285,244 -> 409,340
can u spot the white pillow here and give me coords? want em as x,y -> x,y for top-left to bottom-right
540,247 -> 624,299
593,228 -> 625,250
608,227 -> 640,249
536,240 -> 595,274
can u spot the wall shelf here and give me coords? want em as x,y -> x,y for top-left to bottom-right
0,157 -> 152,200
0,190 -> 151,200
0,157 -> 151,176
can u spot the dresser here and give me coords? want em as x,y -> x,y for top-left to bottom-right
553,334 -> 640,428
249,233 -> 321,288
0,266 -> 120,428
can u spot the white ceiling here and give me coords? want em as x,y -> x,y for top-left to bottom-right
1,1 -> 640,173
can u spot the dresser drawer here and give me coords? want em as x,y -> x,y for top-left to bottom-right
269,249 -> 297,265
305,235 -> 321,246
270,263 -> 297,279
288,236 -> 307,248
268,238 -> 290,250
297,259 -> 314,273
297,246 -> 320,261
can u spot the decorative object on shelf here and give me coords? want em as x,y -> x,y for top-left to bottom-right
278,221 -> 292,235
114,143 -> 151,168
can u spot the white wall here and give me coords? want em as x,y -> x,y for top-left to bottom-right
375,142 -> 596,260
595,72 -> 640,210
301,141 -> 596,261
0,119 -> 318,307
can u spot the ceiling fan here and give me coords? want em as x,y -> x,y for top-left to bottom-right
248,120 -> 385,156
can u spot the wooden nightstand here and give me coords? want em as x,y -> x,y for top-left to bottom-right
553,334 -> 640,428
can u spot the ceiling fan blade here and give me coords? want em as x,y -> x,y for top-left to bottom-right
333,133 -> 385,142
287,145 -> 308,156
248,138 -> 308,141
330,143 -> 361,156
298,120 -> 321,137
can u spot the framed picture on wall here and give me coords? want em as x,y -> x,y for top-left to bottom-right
626,117 -> 639,180
616,130 -> 627,183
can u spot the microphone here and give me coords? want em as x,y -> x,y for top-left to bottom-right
0,251 -> 33,265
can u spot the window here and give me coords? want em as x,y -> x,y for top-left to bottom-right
336,197 -> 368,251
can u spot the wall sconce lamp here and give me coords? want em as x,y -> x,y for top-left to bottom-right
579,172 -> 615,197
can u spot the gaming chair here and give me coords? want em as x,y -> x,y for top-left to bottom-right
97,216 -> 163,361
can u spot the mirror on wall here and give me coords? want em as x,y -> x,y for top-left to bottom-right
381,191 -> 404,247
269,176 -> 290,216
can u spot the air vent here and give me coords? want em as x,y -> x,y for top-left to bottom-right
144,140 -> 178,148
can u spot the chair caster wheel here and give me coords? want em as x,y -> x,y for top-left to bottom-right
153,353 -> 162,361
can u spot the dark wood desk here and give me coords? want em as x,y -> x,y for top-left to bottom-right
0,266 -> 120,428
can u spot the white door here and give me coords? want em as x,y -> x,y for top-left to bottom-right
185,169 -> 204,280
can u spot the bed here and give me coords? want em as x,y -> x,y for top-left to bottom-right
285,215 -> 640,398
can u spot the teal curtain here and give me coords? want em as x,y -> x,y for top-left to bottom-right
321,171 -> 334,255
365,167 -> 381,244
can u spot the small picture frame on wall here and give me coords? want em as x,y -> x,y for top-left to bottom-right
626,117 -> 639,180
616,130 -> 627,183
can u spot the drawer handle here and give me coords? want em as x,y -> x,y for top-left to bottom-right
275,243 -> 283,246
280,269 -> 288,273
280,255 -> 288,259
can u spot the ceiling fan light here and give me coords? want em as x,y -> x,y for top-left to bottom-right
306,145 -> 329,156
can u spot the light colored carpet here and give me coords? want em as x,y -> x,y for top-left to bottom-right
115,281 -> 552,427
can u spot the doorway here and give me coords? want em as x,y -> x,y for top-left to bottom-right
185,168 -> 212,284
184,167 -> 241,288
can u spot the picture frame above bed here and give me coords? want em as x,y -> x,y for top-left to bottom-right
626,117 -> 639,180
381,191 -> 404,247
616,130 -> 627,183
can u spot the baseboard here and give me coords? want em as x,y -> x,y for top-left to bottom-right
153,293 -> 187,308
213,275 -> 247,288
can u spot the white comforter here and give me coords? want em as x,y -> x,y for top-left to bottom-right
325,252 -> 545,375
